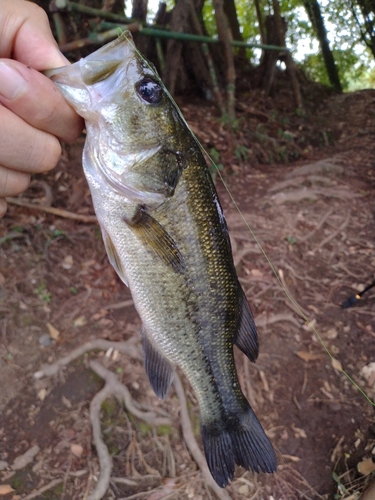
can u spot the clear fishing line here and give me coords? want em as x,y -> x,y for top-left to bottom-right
127,31 -> 375,407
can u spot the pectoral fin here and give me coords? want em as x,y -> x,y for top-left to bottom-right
102,228 -> 128,286
127,208 -> 185,274
141,327 -> 174,399
234,288 -> 259,362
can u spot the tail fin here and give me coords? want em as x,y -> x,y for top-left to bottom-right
201,406 -> 276,488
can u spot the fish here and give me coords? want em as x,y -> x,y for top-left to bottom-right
46,32 -> 277,487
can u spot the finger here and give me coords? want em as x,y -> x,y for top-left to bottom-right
0,199 -> 7,218
0,0 -> 68,70
0,165 -> 30,197
0,105 -> 62,173
0,60 -> 83,143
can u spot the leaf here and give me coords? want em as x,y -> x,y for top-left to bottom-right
295,350 -> 322,362
46,322 -> 60,340
331,357 -> 343,373
70,443 -> 83,458
0,485 -> 14,495
73,316 -> 87,327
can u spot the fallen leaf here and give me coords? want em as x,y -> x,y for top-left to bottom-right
46,322 -> 60,340
70,443 -> 83,458
61,255 -> 73,270
360,362 -> 375,387
0,485 -> 14,495
62,395 -> 72,409
325,328 -> 338,340
295,351 -> 322,362
73,316 -> 87,327
37,388 -> 47,401
331,357 -> 343,373
238,484 -> 250,494
357,457 -> 375,475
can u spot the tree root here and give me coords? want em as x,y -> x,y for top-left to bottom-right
34,338 -> 142,379
23,478 -> 63,500
35,340 -> 233,499
173,374 -> 232,500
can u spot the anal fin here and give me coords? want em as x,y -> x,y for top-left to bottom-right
141,326 -> 174,399
234,288 -> 259,362
127,207 -> 185,274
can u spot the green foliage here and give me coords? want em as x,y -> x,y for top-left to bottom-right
35,284 -> 52,303
208,147 -> 224,181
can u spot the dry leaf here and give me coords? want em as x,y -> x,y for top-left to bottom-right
70,443 -> 83,458
37,388 -> 47,401
46,322 -> 60,340
73,316 -> 87,327
0,485 -> 14,495
61,255 -> 73,270
295,351 -> 321,362
331,357 -> 343,373
325,328 -> 338,340
357,457 -> 375,475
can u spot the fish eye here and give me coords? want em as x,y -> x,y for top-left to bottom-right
135,78 -> 163,105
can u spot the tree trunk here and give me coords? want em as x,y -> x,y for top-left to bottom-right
223,0 -> 245,58
254,0 -> 266,45
163,0 -> 211,97
303,0 -> 342,92
350,0 -> 375,58
212,0 -> 236,119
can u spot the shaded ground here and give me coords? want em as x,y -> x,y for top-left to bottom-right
0,85 -> 375,500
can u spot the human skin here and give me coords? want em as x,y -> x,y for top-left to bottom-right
0,0 -> 84,216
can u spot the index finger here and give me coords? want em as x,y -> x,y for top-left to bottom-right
0,0 -> 67,70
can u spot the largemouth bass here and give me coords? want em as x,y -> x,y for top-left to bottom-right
46,32 -> 277,487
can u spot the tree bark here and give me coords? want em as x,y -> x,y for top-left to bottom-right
223,0 -> 245,58
350,0 -> 375,58
303,0 -> 342,92
212,0 -> 236,119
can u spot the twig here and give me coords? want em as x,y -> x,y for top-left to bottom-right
315,211 -> 351,250
256,313 -> 301,329
34,339 -> 142,379
298,209 -> 333,243
6,197 -> 97,223
23,478 -> 63,500
173,373 -> 232,500
85,360 -> 170,500
104,299 -> 134,310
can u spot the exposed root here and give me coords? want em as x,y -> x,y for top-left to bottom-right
34,338 -> 142,379
6,196 -> 98,223
23,478 -> 63,500
173,373 -> 232,500
315,211 -> 350,250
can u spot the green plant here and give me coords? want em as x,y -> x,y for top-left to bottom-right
35,284 -> 52,303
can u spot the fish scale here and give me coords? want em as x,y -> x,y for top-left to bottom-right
46,31 -> 277,487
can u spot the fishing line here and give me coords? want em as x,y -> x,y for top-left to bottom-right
126,31 -> 375,407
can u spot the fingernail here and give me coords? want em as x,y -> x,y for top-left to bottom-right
0,62 -> 27,100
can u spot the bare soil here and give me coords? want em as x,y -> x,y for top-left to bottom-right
0,85 -> 375,500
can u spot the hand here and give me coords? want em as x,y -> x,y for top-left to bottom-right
0,0 -> 84,217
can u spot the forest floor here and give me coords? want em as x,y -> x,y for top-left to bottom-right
0,79 -> 375,500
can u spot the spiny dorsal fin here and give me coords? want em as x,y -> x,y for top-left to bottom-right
102,228 -> 128,286
141,326 -> 174,399
128,208 -> 185,274
234,288 -> 259,362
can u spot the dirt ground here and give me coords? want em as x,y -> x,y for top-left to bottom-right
0,84 -> 375,500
